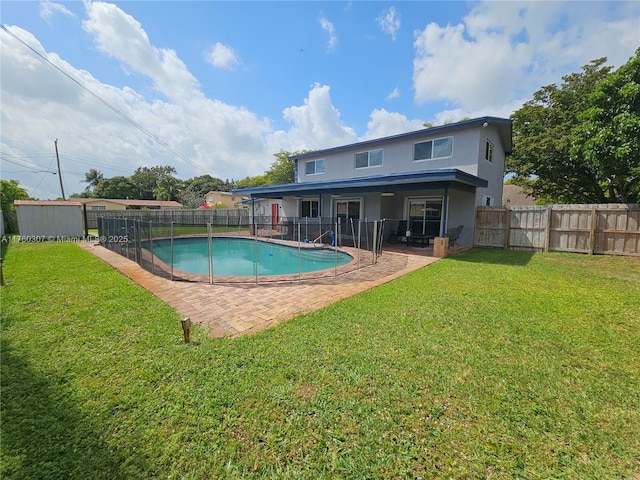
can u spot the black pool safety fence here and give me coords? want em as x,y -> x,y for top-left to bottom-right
97,216 -> 387,284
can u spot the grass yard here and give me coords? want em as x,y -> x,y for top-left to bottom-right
1,242 -> 639,479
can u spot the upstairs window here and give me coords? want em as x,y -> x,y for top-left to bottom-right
485,140 -> 494,163
305,159 -> 325,175
355,148 -> 383,169
414,137 -> 453,161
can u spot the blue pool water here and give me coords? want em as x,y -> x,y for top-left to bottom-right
151,237 -> 353,276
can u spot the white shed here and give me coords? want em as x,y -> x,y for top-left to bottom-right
14,200 -> 84,238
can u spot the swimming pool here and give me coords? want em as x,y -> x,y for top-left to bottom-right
150,237 -> 353,276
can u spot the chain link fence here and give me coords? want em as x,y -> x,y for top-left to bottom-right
97,216 -> 386,284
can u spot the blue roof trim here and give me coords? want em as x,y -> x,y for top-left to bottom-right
288,116 -> 512,161
234,168 -> 488,197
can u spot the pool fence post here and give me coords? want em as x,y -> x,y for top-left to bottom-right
334,221 -> 338,276
372,220 -> 378,264
358,220 -> 362,264
149,220 -> 154,275
254,232 -> 258,284
170,222 -> 174,281
207,223 -> 213,285
181,317 -> 191,343
124,218 -> 128,258
298,222 -> 302,281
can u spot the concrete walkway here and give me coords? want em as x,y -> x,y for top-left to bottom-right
79,242 -> 439,337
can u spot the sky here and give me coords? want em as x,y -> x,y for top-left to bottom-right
1,1 -> 639,200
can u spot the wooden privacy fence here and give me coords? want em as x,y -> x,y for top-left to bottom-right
474,204 -> 640,256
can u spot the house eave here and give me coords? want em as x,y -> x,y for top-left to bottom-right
233,168 -> 488,199
287,116 -> 512,161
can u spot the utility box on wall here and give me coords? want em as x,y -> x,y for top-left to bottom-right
14,201 -> 83,238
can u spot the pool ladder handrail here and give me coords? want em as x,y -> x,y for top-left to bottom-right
312,229 -> 334,247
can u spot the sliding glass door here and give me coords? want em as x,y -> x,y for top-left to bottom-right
408,198 -> 442,237
335,199 -> 361,242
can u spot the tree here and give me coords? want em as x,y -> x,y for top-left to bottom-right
265,150 -> 297,184
571,49 -> 640,203
130,165 -> 177,199
92,176 -> 139,199
236,150 -> 307,188
507,58 -> 613,203
0,179 -> 30,233
82,169 -> 104,192
183,175 -> 230,196
153,175 -> 180,201
176,190 -> 206,209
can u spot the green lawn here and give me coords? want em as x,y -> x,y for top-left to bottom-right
1,242 -> 639,479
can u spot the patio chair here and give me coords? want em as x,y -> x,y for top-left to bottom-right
389,220 -> 407,243
446,225 -> 464,248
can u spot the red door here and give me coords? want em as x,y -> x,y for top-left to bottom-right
271,203 -> 278,229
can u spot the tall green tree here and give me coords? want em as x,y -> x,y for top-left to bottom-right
82,169 -> 104,193
508,58 -> 613,203
0,179 -> 30,233
571,49 -> 640,203
92,176 -> 139,200
265,150 -> 298,184
130,166 -> 178,199
153,175 -> 180,201
183,175 -> 230,195
236,150 -> 308,188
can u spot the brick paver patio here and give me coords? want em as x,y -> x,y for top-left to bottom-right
79,242 -> 440,337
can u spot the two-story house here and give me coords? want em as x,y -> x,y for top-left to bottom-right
234,117 -> 512,247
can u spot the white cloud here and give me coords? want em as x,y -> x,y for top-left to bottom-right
268,83 -> 356,152
386,87 -> 400,101
413,1 -> 640,116
39,1 -> 74,22
206,42 -> 241,71
361,109 -> 425,141
376,6 -> 401,41
0,22 -> 272,198
82,1 -> 200,102
319,17 -> 338,52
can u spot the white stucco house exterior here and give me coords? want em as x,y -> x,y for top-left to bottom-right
234,117 -> 512,247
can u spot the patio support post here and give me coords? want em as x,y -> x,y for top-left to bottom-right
441,186 -> 449,237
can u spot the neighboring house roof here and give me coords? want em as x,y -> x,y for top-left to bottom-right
288,116 -> 512,161
14,200 -> 82,206
502,184 -> 535,206
74,198 -> 183,208
235,168 -> 487,198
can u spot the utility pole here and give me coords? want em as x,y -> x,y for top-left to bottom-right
54,138 -> 66,200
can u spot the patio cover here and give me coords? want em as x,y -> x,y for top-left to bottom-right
233,168 -> 488,199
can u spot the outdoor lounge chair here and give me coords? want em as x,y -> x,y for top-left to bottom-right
389,220 -> 407,243
446,225 -> 464,248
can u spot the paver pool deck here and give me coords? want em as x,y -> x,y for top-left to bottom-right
80,242 -> 441,338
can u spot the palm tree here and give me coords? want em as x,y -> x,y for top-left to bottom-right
153,175 -> 180,201
83,169 -> 104,192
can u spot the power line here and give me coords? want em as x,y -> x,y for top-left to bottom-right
0,24 -> 208,175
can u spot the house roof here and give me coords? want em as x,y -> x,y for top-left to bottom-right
14,200 -> 82,206
74,198 -> 183,208
288,116 -> 512,161
502,184 -> 536,206
234,168 -> 487,198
